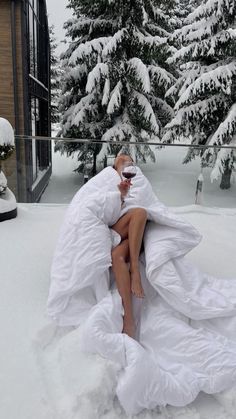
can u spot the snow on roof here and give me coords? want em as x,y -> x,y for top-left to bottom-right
0,118 -> 15,147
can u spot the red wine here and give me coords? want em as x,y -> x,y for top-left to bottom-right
122,172 -> 136,179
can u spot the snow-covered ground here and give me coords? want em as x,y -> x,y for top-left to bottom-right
40,145 -> 236,208
1,145 -> 236,419
1,204 -> 236,419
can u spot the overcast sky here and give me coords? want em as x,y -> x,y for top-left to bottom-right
46,0 -> 73,55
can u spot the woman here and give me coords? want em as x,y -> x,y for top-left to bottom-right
111,154 -> 147,338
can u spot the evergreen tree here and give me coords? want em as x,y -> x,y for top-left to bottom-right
163,0 -> 236,189
50,25 -> 62,133
174,0 -> 200,24
56,0 -> 178,175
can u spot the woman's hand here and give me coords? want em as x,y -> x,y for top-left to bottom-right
118,180 -> 131,200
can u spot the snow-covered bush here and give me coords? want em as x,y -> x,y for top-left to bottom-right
0,171 -> 7,194
0,118 -> 15,195
0,117 -> 15,163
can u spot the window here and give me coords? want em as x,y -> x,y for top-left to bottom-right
26,0 -> 51,188
27,1 -> 40,79
31,97 -> 40,181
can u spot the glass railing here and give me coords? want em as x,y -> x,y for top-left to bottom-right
2,136 -> 236,208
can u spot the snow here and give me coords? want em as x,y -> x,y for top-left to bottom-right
1,201 -> 236,419
86,63 -> 109,93
101,116 -> 134,142
0,117 -> 15,147
40,144 -> 236,208
102,78 -> 111,105
186,0 -> 235,24
175,62 -> 236,110
40,142 -> 83,204
164,94 -> 227,131
71,93 -> 97,128
0,170 -> 7,193
102,29 -> 127,58
135,29 -> 167,47
132,91 -> 160,134
128,58 -> 151,93
107,81 -> 122,114
149,65 -> 175,90
0,188 -> 17,212
1,145 -> 236,418
206,103 -> 236,147
69,37 -> 112,65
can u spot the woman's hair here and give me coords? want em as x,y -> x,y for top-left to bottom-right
113,154 -> 133,169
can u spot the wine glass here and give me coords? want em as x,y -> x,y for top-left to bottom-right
121,162 -> 137,198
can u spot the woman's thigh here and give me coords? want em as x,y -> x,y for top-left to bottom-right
111,208 -> 147,241
111,212 -> 132,240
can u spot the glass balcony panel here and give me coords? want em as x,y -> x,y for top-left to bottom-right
4,137 -> 236,208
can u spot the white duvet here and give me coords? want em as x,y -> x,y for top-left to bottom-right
47,166 -> 236,415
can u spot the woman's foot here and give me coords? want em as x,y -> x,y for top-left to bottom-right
130,270 -> 145,298
122,316 -> 135,338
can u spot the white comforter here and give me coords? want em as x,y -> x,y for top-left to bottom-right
47,166 -> 236,415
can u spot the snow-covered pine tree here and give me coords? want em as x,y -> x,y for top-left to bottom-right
174,0 -> 201,24
50,25 -> 62,134
56,0 -> 178,175
163,0 -> 236,189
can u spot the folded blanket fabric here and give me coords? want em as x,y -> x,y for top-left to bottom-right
47,166 -> 236,415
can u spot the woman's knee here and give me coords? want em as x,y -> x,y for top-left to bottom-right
129,208 -> 147,221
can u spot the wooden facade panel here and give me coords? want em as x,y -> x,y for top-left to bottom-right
15,1 -> 27,201
0,0 -> 18,195
0,1 -> 15,124
0,0 -> 51,202
15,1 -> 26,137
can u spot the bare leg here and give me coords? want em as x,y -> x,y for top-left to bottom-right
111,208 -> 147,298
129,209 -> 147,298
111,239 -> 135,338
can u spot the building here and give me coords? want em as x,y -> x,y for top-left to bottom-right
0,0 -> 51,202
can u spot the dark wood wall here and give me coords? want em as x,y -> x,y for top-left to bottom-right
0,0 -> 27,200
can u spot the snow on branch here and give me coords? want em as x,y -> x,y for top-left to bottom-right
142,5 -> 149,25
148,65 -> 176,90
147,94 -> 174,121
151,5 -> 170,23
72,17 -> 117,34
69,37 -> 112,64
132,91 -> 159,134
175,62 -> 236,109
135,30 -> 167,48
73,94 -> 97,126
165,94 -> 228,130
102,116 -> 134,142
128,58 -> 151,93
102,29 -> 127,58
62,93 -> 96,131
67,64 -> 88,82
210,137 -> 236,182
86,63 -> 109,93
102,78 -> 110,106
186,0 -> 236,24
206,103 -> 236,147
172,15 -> 218,44
107,81 -> 122,114
168,29 -> 236,65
